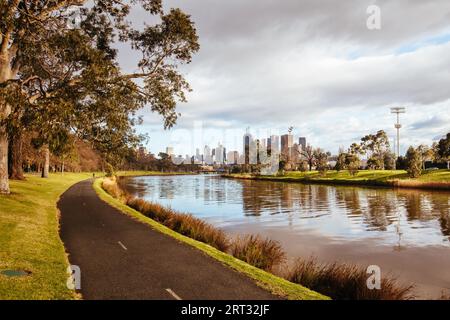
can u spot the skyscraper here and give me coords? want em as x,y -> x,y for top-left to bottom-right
299,137 -> 306,151
281,134 -> 294,154
243,132 -> 253,165
268,135 -> 280,154
215,143 -> 224,164
204,145 -> 212,165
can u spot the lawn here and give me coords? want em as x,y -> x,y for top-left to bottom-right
0,173 -> 92,299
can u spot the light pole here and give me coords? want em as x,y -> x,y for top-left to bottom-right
390,107 -> 406,160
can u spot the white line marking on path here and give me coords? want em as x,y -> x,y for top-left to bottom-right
166,288 -> 182,300
118,241 -> 127,251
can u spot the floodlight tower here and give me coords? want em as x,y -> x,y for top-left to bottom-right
390,107 -> 406,159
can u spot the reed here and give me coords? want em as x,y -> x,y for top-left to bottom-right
230,235 -> 286,272
126,197 -> 230,251
284,257 -> 414,300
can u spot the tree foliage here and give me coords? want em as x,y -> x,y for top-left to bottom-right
0,0 -> 200,191
405,146 -> 422,178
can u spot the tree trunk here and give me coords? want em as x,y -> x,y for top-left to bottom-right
42,145 -> 50,178
1,55 -> 13,193
0,126 -> 9,194
8,130 -> 25,180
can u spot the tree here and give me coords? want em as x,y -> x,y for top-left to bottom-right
346,144 -> 362,176
299,144 -> 315,171
417,144 -> 435,170
360,130 -> 390,170
0,0 -> 199,193
335,149 -> 347,172
345,154 -> 360,176
314,148 -> 330,176
437,133 -> 450,169
405,146 -> 422,178
383,151 -> 396,170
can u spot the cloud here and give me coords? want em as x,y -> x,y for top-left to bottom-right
410,116 -> 449,130
120,0 -> 450,155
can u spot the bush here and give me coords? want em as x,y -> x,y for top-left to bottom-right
231,166 -> 241,174
230,235 -> 286,272
285,258 -> 414,300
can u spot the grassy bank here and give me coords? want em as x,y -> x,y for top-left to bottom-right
224,170 -> 450,190
95,178 -> 329,300
116,171 -> 196,177
0,173 -> 92,299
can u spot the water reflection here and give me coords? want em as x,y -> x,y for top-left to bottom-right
122,175 -> 450,246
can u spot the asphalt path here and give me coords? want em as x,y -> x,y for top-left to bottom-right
58,179 -> 278,300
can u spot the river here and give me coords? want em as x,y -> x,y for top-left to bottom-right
122,174 -> 450,299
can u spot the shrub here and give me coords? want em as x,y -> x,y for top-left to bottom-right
285,257 -> 414,300
230,235 -> 286,272
105,163 -> 115,177
406,146 -> 422,178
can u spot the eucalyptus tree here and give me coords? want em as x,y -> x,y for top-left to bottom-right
360,130 -> 391,170
0,0 -> 199,192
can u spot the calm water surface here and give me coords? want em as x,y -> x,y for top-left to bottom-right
123,175 -> 450,298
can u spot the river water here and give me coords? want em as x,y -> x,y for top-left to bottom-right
122,174 -> 450,299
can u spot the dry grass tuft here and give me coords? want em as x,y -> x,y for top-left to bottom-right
285,257 -> 414,300
230,235 -> 286,272
126,197 -> 230,251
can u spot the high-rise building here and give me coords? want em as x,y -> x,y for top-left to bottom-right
227,151 -> 239,165
268,135 -> 280,154
243,132 -> 253,165
204,145 -> 212,165
281,134 -> 294,154
299,137 -> 306,151
215,143 -> 225,164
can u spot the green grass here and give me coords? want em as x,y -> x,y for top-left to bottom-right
0,173 -> 92,300
93,178 -> 329,300
226,170 -> 450,189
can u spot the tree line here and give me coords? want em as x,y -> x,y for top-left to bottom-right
0,0 -> 200,194
275,130 -> 450,178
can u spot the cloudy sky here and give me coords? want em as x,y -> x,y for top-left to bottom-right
119,0 -> 450,156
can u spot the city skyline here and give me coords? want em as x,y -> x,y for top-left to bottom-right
158,131 -> 308,165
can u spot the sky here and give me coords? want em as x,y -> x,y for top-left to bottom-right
117,0 -> 450,157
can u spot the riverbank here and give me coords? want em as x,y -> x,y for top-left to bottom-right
116,171 -> 196,177
223,170 -> 450,190
105,176 -> 416,300
0,173 -> 93,299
